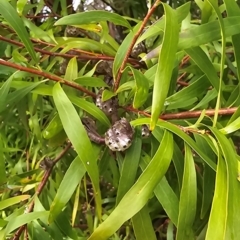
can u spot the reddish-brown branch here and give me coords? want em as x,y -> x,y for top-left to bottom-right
180,55 -> 190,68
0,35 -> 142,67
0,59 -> 96,97
177,80 -> 189,86
12,143 -> 72,240
113,0 -> 161,92
0,36 -> 107,60
124,106 -> 238,120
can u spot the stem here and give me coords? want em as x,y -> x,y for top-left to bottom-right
0,35 -> 142,67
113,0 -> 161,92
0,59 -> 96,98
124,106 -> 238,120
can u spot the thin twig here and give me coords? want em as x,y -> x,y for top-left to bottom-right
113,0 -> 161,92
12,143 -> 72,240
0,59 -> 96,98
124,106 -> 238,120
0,35 -> 142,67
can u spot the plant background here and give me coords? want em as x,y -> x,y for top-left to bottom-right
0,0 -> 240,239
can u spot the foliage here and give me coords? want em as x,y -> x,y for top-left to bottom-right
0,0 -> 240,239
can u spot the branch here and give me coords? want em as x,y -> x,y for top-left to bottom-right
113,0 -> 161,92
124,106 -> 238,120
0,35 -> 143,67
0,59 -> 96,98
12,143 -> 72,240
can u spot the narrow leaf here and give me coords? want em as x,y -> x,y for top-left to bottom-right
0,1 -> 37,62
151,4 -> 179,129
0,195 -> 30,210
55,11 -> 131,29
176,144 -> 197,240
88,131 -> 173,240
52,83 -> 101,220
129,68 -> 149,109
49,157 -> 85,222
132,206 -> 157,240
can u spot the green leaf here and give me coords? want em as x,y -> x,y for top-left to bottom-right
209,128 -> 240,239
206,148 -> 227,239
88,130 -> 173,240
129,67 -> 149,109
42,114 -> 63,139
185,47 -> 220,92
55,11 -> 131,29
176,144 -> 197,240
0,1 -> 37,62
132,205 -> 157,240
137,2 -> 190,44
150,4 -> 180,129
64,57 -> 78,81
52,83 -> 101,220
155,177 -> 179,226
166,75 -> 210,110
49,157 -> 85,222
179,16 -> 240,50
131,118 -> 216,170
3,211 -> 49,237
194,134 -> 216,218
145,16 -> 240,60
224,0 -> 240,80
116,129 -> 142,204
0,135 -> 7,184
140,146 -> 179,226
0,73 -> 15,112
57,38 -> 116,56
69,95 -> 110,127
0,195 -> 30,210
7,81 -> 45,106
113,22 -> 141,78
220,115 -> 240,134
102,89 -> 116,101
115,81 -> 135,93
22,17 -> 55,43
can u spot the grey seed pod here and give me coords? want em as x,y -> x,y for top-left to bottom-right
141,124 -> 151,138
95,61 -> 113,76
39,157 -> 53,170
105,118 -> 134,151
131,42 -> 146,58
95,89 -> 118,117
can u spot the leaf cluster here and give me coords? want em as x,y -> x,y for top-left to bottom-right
0,0 -> 240,240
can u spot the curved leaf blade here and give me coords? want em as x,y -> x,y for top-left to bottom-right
206,151 -> 227,240
151,4 -> 180,129
0,195 -> 30,210
88,130 -> 173,240
130,68 -> 149,109
131,118 -> 216,170
209,128 -> 240,239
176,144 -> 197,240
55,11 -> 131,29
0,1 -> 37,62
69,95 -> 110,127
52,83 -> 101,220
132,206 -> 157,240
49,157 -> 85,222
